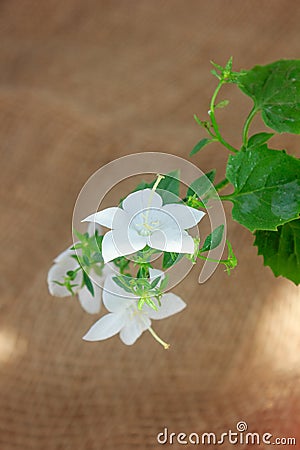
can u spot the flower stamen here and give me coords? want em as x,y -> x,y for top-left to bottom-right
148,326 -> 170,350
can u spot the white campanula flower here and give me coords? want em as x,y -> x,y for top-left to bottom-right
83,188 -> 205,263
47,225 -> 114,314
83,269 -> 186,348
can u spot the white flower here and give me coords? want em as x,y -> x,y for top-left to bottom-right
47,225 -> 114,314
83,188 -> 205,263
82,269 -> 186,347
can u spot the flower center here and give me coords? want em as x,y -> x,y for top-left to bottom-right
134,211 -> 161,236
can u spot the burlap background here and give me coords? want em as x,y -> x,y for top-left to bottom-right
1,1 -> 300,449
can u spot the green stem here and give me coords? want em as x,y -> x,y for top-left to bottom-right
210,82 -> 238,153
197,254 -> 229,264
242,106 -> 257,146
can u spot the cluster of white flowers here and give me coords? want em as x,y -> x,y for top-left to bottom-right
48,186 -> 205,348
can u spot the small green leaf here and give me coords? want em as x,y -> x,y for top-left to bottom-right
158,170 -> 180,197
237,60 -> 300,134
187,170 -> 216,198
216,99 -> 229,109
247,132 -> 274,148
159,274 -> 169,291
112,276 -> 133,293
83,271 -> 94,296
254,218 -> 300,285
82,255 -> 90,266
150,276 -> 161,289
162,252 -> 184,269
226,145 -> 300,231
200,225 -> 224,253
190,138 -> 212,156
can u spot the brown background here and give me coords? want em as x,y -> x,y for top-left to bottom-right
1,1 -> 300,449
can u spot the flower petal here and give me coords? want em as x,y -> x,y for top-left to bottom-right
162,204 -> 205,229
149,268 -> 164,284
148,229 -> 195,254
54,247 -> 75,264
82,313 -> 125,341
78,283 -> 102,314
103,274 -> 137,312
102,229 -> 147,263
82,207 -> 128,229
47,258 -> 82,297
146,293 -> 186,320
119,314 -> 151,345
122,188 -> 163,215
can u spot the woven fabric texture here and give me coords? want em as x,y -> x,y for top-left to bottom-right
0,1 -> 300,449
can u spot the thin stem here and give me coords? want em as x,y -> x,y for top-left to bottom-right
197,254 -> 229,264
209,82 -> 238,153
148,326 -> 170,350
242,106 -> 257,146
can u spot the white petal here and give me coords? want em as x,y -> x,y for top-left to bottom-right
103,275 -> 137,312
47,259 -> 82,297
149,268 -> 164,284
78,283 -> 102,314
162,204 -> 205,229
87,222 -> 102,235
122,188 -> 163,215
82,313 -> 125,341
148,229 -> 195,254
146,293 -> 186,320
102,229 -> 147,263
54,247 -> 75,264
82,207 -> 128,229
119,314 -> 151,345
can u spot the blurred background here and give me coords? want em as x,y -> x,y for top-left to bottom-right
0,1 -> 300,449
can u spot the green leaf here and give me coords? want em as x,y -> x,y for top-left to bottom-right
237,60 -> 300,134
82,255 -> 90,266
112,275 -> 133,293
162,252 -> 184,269
226,145 -> 300,231
133,170 -> 180,204
158,170 -> 180,197
83,271 -> 94,296
215,99 -> 229,109
187,170 -> 216,198
247,132 -> 274,148
200,225 -> 224,253
150,276 -> 161,289
190,138 -> 212,156
254,218 -> 300,285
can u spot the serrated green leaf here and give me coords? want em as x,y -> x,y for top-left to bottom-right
237,60 -> 300,134
226,145 -> 300,231
200,224 -> 224,253
247,132 -> 274,148
83,271 -> 94,296
187,170 -> 216,198
254,218 -> 300,285
190,138 -> 212,156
